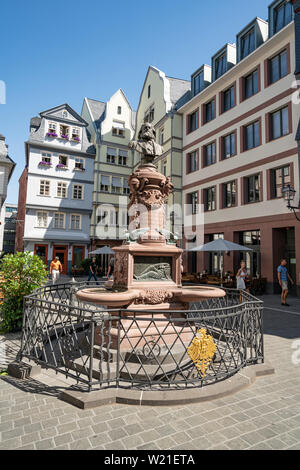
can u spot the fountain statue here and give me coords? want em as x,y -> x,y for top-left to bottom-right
76,122 -> 225,349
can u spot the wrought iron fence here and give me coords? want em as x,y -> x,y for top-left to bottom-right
18,282 -> 263,391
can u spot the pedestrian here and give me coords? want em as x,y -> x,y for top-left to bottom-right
87,257 -> 99,285
277,259 -> 294,306
107,256 -> 114,279
236,260 -> 248,291
50,256 -> 62,285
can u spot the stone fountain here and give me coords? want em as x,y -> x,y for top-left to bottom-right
76,122 -> 225,349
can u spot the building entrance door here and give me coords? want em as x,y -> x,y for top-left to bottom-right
53,245 -> 68,274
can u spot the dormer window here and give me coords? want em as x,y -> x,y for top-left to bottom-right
192,71 -> 204,96
71,127 -> 80,142
60,125 -> 69,140
241,28 -> 255,59
215,54 -> 227,80
274,1 -> 293,34
47,122 -> 57,137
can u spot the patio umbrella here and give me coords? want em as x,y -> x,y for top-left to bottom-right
188,239 -> 253,286
89,246 -> 115,255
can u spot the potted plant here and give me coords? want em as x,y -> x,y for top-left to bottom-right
46,131 -> 58,138
56,163 -> 68,170
38,161 -> 52,167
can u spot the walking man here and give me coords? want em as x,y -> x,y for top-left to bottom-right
277,259 -> 294,306
50,256 -> 62,285
87,257 -> 99,284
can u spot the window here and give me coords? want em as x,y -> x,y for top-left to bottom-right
244,121 -> 260,150
37,211 -> 48,228
271,106 -> 289,140
204,187 -> 215,212
117,106 -> 122,115
57,182 -> 67,198
100,175 -> 110,192
70,214 -> 81,230
39,180 -> 50,196
271,165 -> 291,198
187,192 -> 198,215
215,54 -> 227,79
53,212 -> 65,229
204,99 -> 215,123
60,124 -> 69,139
193,71 -> 204,96
187,110 -> 198,133
269,49 -> 287,84
244,70 -> 259,99
240,230 -> 261,245
118,150 -> 128,166
107,147 -> 116,164
58,155 -> 68,167
148,85 -> 151,98
241,28 -> 255,59
223,181 -> 236,208
75,157 -> 85,170
123,179 -> 130,195
223,86 -> 235,112
48,122 -> 56,132
72,184 -> 83,200
41,153 -> 51,163
159,127 -> 164,145
204,142 -> 216,167
187,151 -> 198,173
112,177 -> 122,193
245,175 -> 260,203
112,121 -> 125,137
97,210 -> 108,224
145,105 -> 154,123
274,1 -> 293,34
162,160 -> 167,176
71,127 -> 80,141
62,111 -> 68,118
223,133 -> 236,159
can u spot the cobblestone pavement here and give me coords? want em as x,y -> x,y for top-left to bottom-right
0,295 -> 299,450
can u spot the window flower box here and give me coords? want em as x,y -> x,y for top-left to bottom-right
46,132 -> 58,138
71,136 -> 81,142
60,134 -> 69,140
39,161 -> 52,167
56,163 -> 68,170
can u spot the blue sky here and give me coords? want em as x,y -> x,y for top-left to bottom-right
0,0 -> 271,204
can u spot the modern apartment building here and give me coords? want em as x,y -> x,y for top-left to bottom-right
15,104 -> 95,274
81,90 -> 136,253
179,0 -> 300,295
133,66 -> 190,237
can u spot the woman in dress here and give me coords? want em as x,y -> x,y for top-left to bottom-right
236,260 -> 249,291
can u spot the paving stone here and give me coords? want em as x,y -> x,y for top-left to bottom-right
137,442 -> 160,450
91,422 -> 109,434
24,422 -> 43,434
107,417 -> 127,430
139,429 -> 161,444
108,427 -> 128,441
41,417 -> 59,430
88,432 -> 112,448
69,438 -> 92,450
171,431 -> 191,445
190,436 -> 211,450
71,427 -> 94,441
54,432 -> 74,446
226,437 -> 250,450
1,426 -> 25,441
0,436 -> 22,449
21,431 -> 40,446
56,421 -> 79,435
35,438 -> 55,450
39,427 -> 58,440
104,440 -> 126,450
121,434 -> 144,449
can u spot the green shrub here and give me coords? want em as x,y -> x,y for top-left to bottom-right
0,251 -> 48,333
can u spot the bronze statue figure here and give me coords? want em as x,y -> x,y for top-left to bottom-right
129,122 -> 163,165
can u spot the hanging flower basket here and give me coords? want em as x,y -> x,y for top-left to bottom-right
46,132 -> 58,138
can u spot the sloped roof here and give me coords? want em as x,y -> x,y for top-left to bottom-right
166,77 -> 191,105
85,98 -> 106,129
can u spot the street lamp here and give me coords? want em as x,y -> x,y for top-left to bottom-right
282,184 -> 300,222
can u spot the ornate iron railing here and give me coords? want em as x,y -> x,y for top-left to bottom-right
18,282 -> 263,391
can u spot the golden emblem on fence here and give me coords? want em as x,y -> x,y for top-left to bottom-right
187,328 -> 217,377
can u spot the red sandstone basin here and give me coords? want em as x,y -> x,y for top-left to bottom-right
76,285 -> 225,307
